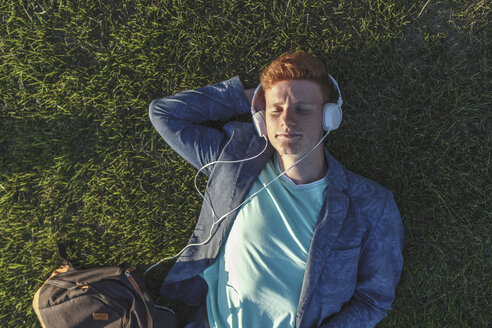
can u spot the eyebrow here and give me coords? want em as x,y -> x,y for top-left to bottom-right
271,101 -> 312,106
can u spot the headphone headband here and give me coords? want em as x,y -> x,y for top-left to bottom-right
328,74 -> 343,108
251,83 -> 263,116
251,75 -> 342,114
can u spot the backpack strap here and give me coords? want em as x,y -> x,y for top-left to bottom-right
125,267 -> 153,328
57,243 -> 73,268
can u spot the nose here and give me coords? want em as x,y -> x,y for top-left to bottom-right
280,106 -> 297,127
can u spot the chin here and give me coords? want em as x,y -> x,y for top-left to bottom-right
276,148 -> 302,158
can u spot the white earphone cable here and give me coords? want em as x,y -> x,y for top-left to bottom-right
145,75 -> 342,277
144,130 -> 330,277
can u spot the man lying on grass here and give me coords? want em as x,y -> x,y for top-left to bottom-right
149,51 -> 404,327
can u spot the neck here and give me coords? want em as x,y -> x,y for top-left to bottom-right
277,147 -> 328,185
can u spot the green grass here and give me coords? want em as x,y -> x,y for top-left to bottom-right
0,0 -> 490,326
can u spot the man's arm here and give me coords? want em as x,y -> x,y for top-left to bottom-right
149,76 -> 251,175
321,191 -> 404,327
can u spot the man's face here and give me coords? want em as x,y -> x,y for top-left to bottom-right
264,79 -> 325,159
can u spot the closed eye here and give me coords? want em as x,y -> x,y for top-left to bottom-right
296,107 -> 313,113
269,107 -> 283,114
268,105 -> 313,114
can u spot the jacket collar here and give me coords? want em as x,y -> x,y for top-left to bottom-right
323,148 -> 348,193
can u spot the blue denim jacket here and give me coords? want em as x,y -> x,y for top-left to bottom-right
149,76 -> 404,328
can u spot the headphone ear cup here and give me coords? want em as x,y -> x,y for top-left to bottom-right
322,103 -> 342,131
252,111 -> 267,138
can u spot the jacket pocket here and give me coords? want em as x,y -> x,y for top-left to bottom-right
318,247 -> 360,299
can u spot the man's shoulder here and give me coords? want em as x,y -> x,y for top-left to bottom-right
333,160 -> 393,218
326,150 -> 390,198
216,121 -> 269,161
337,167 -> 396,233
343,168 -> 390,198
223,120 -> 255,136
222,120 -> 264,151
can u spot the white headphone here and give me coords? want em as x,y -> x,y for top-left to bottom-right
251,74 -> 343,137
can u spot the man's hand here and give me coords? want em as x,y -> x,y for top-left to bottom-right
244,88 -> 255,105
244,87 -> 266,111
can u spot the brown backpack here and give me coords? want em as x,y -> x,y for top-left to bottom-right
32,245 -> 177,328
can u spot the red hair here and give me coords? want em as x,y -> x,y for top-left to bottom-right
260,51 -> 334,103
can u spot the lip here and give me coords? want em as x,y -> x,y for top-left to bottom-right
276,133 -> 302,138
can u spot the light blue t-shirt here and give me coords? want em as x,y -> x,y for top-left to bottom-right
200,154 -> 329,327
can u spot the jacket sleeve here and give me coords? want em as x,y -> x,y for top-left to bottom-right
321,191 -> 404,327
149,75 -> 251,175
